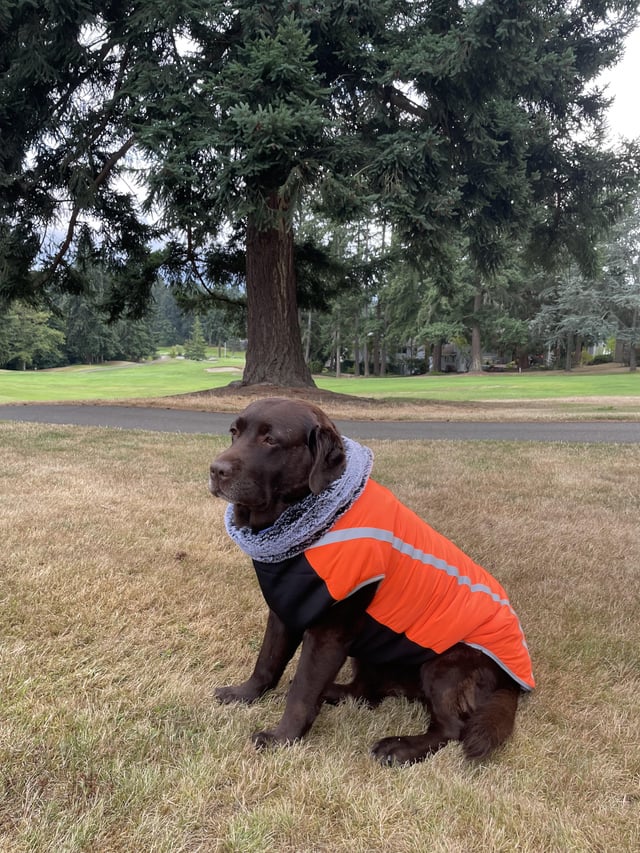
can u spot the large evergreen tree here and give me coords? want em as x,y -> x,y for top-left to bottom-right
1,1 -> 638,387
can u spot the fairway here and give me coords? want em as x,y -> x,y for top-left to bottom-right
0,359 -> 242,403
0,359 -> 638,404
319,370 -> 640,401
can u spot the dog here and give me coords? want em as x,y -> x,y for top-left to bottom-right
209,397 -> 534,764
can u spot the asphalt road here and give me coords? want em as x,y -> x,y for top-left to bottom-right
1,403 -> 639,442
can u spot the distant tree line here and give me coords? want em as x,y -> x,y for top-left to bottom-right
0,277 -> 244,370
302,202 -> 640,375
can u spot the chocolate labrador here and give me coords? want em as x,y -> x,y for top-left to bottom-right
209,397 -> 534,764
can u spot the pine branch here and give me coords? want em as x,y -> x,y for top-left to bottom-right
382,85 -> 430,121
57,46 -> 133,177
38,135 -> 137,288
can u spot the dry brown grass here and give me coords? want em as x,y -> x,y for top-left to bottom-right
132,389 -> 640,422
1,423 -> 638,851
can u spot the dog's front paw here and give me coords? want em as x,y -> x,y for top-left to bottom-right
251,730 -> 294,750
215,682 -> 262,705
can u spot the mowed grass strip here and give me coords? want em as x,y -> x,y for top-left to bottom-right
0,424 -> 638,852
1,358 -> 639,413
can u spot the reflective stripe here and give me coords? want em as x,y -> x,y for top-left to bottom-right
309,526 -> 523,629
464,643 -> 534,692
345,574 -> 386,598
310,526 -> 504,597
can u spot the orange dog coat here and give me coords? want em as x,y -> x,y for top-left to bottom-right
253,478 -> 534,691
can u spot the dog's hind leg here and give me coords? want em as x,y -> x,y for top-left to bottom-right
461,687 -> 519,759
323,660 -> 424,707
371,644 -> 518,765
370,715 -> 462,766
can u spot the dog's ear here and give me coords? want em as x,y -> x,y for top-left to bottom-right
308,424 -> 346,494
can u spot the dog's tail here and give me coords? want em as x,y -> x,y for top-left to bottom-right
462,688 -> 519,760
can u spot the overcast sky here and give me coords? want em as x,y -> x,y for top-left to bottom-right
601,25 -> 640,142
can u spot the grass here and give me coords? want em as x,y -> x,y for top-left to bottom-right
1,422 -> 638,851
319,368 -> 640,401
1,359 -> 639,422
0,357 -> 245,403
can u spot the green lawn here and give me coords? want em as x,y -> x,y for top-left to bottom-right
319,370 -> 640,400
0,358 -> 638,403
0,358 -> 242,403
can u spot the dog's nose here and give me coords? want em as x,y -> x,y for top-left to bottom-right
210,459 -> 233,480
209,458 -> 234,496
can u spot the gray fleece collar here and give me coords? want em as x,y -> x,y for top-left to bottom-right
224,436 -> 373,563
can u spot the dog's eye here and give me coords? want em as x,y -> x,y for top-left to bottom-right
229,426 -> 238,441
262,434 -> 277,446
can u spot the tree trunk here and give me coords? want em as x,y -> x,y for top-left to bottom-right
363,302 -> 370,376
379,304 -> 388,377
372,337 -> 380,376
303,311 -> 312,364
565,334 -> 573,371
431,341 -> 442,373
243,214 -> 314,388
630,309 -> 638,372
353,311 -> 360,376
469,289 -> 483,373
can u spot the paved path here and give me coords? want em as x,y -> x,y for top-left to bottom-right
1,403 -> 639,442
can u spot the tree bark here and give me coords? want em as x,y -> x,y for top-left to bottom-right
630,309 -> 638,372
379,304 -> 388,377
565,334 -> 573,371
469,289 -> 483,373
353,311 -> 360,376
363,302 -> 370,376
303,310 -> 312,364
431,340 -> 442,373
243,213 -> 314,388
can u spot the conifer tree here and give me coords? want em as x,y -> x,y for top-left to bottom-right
1,1 -> 638,386
184,316 -> 208,361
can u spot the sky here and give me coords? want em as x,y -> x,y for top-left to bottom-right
600,25 -> 640,142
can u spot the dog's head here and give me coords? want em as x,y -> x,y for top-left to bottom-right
209,397 -> 346,531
